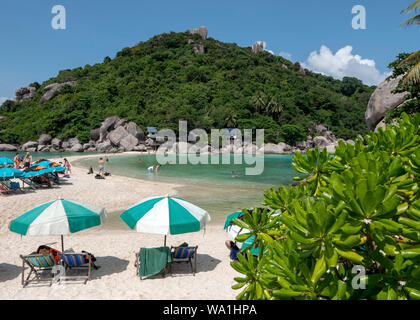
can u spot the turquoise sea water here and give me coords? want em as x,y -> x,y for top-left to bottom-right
1,151 -> 298,222
73,154 -> 297,222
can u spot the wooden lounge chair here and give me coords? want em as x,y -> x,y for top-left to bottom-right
58,253 -> 94,284
170,245 -> 198,276
20,253 -> 57,287
135,247 -> 172,280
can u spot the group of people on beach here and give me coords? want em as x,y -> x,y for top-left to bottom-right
12,152 -> 72,176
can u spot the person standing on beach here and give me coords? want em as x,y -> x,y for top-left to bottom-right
63,158 -> 72,175
156,165 -> 161,173
99,158 -> 105,176
13,153 -> 20,169
23,152 -> 32,168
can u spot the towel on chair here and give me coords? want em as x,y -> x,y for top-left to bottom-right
138,247 -> 172,278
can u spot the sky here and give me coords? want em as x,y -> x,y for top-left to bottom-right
0,0 -> 418,102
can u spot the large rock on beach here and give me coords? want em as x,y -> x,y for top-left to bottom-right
51,138 -> 62,149
109,126 -> 129,146
99,116 -> 121,142
313,136 -> 330,148
125,122 -> 145,141
0,144 -> 17,151
263,143 -> 284,154
61,141 -> 70,150
119,134 -> 139,151
365,75 -> 408,130
96,141 -> 112,152
68,137 -> 80,148
70,144 -> 84,152
22,141 -> 38,151
38,134 -> 52,145
90,128 -> 100,141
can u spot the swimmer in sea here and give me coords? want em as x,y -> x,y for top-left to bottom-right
232,170 -> 240,178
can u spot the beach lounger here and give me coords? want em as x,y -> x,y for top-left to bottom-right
170,245 -> 198,276
58,253 -> 94,284
19,178 -> 42,189
20,253 -> 57,287
135,247 -> 173,280
0,181 -> 22,194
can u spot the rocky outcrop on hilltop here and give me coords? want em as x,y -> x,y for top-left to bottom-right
252,42 -> 264,54
40,81 -> 77,104
365,75 -> 409,130
188,26 -> 208,40
14,87 -> 37,102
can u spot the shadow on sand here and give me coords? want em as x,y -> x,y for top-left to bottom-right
0,263 -> 21,282
169,253 -> 221,277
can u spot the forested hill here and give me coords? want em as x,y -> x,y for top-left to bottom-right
0,31 -> 374,145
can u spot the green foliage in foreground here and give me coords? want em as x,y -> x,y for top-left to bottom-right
231,113 -> 420,300
0,32 -> 373,144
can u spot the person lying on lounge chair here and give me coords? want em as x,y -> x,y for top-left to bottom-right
31,175 -> 53,188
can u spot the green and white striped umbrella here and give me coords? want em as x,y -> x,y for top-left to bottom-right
9,199 -> 107,251
120,196 -> 210,243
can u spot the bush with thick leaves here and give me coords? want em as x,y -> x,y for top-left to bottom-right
230,113 -> 420,300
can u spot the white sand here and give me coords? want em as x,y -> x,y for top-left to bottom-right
0,153 -> 239,300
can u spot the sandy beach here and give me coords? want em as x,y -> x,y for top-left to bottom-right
0,153 -> 239,300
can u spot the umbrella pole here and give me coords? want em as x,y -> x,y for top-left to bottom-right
61,235 -> 64,252
164,235 -> 167,247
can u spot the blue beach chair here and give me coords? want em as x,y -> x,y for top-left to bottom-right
20,253 -> 57,287
170,245 -> 198,276
59,253 -> 93,284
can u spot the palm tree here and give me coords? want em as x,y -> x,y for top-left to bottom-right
267,99 -> 284,122
401,0 -> 420,26
252,92 -> 268,113
225,112 -> 238,128
399,1 -> 420,84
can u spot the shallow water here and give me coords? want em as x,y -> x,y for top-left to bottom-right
74,154 -> 298,222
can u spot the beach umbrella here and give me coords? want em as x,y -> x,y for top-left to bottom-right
120,196 -> 211,246
34,160 -> 65,172
0,157 -> 14,168
9,199 -> 107,251
226,223 -> 259,256
0,167 -> 24,181
224,211 -> 243,229
225,209 -> 278,256
23,165 -> 48,178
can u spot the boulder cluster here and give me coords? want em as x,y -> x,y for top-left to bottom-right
0,116 -> 354,154
0,116 -> 148,153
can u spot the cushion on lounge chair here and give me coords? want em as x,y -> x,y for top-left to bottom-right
138,247 -> 172,279
59,253 -> 88,267
25,255 -> 55,268
172,247 -> 196,259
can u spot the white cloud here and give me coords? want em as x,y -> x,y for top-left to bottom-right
302,45 -> 390,86
279,51 -> 292,60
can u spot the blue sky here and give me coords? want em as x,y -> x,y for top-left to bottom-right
0,0 -> 418,101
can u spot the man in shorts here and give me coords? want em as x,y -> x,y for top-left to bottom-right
98,158 -> 105,176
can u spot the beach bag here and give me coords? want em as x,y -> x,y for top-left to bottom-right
104,172 -> 111,176
95,174 -> 105,179
87,167 -> 93,174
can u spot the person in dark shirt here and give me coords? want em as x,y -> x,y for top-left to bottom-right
225,240 -> 240,261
